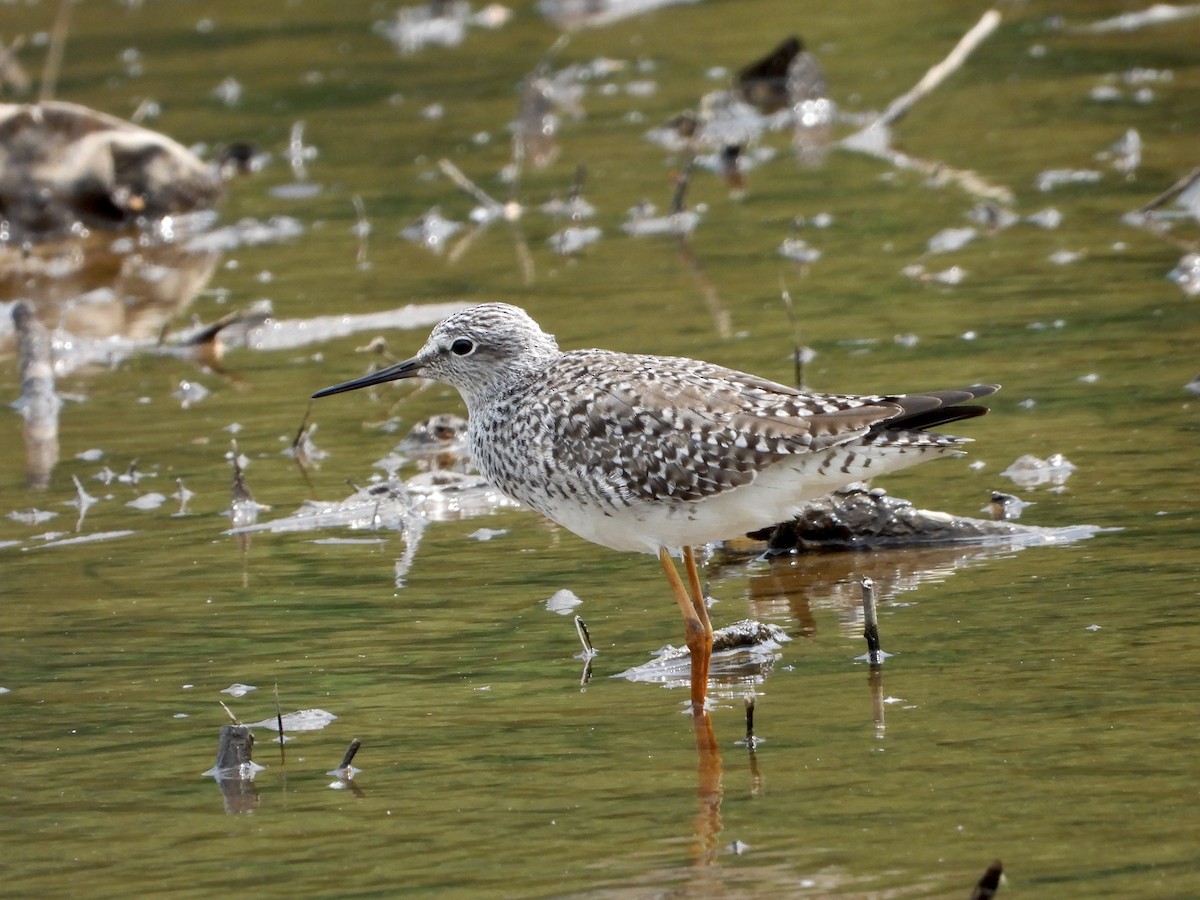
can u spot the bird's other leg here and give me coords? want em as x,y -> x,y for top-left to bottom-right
682,546 -> 713,703
658,546 -> 710,713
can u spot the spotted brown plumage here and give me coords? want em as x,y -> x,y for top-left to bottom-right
313,303 -> 998,713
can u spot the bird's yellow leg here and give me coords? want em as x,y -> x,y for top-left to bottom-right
682,546 -> 713,705
659,546 -> 710,713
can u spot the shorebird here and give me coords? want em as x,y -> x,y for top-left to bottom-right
313,303 -> 997,713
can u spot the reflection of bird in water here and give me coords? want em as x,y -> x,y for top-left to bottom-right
313,303 -> 997,714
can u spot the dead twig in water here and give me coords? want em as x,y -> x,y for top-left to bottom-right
1136,166 -> 1200,217
1126,167 -> 1200,252
274,683 -> 286,765
861,576 -> 883,665
875,10 -> 1001,130
840,10 -> 1011,203
352,194 -> 371,268
39,0 -> 71,101
574,615 -> 596,688
741,696 -> 763,750
573,615 -> 596,658
860,576 -> 887,737
779,284 -> 805,389
0,36 -> 31,95
439,158 -> 533,282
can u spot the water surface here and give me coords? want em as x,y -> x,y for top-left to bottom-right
1,1 -> 1198,896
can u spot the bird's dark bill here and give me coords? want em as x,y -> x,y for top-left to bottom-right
311,358 -> 423,398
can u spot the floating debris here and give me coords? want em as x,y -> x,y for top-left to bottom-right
545,588 -> 582,615
469,527 -> 507,541
1096,128 -> 1142,176
203,724 -> 263,779
731,485 -> 1099,554
1026,207 -> 1063,229
548,225 -> 602,255
203,723 -> 263,814
617,620 -> 789,686
1071,4 -> 1200,33
127,492 -> 167,511
778,237 -> 822,263
966,202 -> 1018,231
1167,253 -> 1200,296
539,0 -> 699,29
8,508 -> 57,525
621,202 -> 701,237
246,708 -> 337,732
983,491 -> 1034,521
230,478 -> 413,534
220,683 -> 257,698
927,226 -> 977,254
540,194 -> 596,221
1036,169 -> 1102,192
25,530 -> 135,549
1000,453 -> 1077,489
173,379 -> 211,409
376,2 -> 509,54
1048,249 -> 1084,265
172,478 -> 195,516
65,475 -> 99,529
401,207 -> 464,253
1184,374 -> 1200,396
403,469 -> 520,521
904,264 -> 968,285
182,215 -> 304,253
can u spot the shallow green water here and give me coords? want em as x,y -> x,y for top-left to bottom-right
2,1 -> 1199,896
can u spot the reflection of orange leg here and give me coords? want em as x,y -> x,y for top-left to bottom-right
691,708 -> 723,867
658,547 -> 710,712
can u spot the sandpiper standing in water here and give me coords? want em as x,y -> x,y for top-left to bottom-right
313,303 -> 998,714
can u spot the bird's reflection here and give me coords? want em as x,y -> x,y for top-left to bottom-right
691,712 -> 723,868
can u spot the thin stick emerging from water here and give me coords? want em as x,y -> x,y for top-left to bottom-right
574,615 -> 596,687
351,195 -> 371,267
861,577 -> 883,665
876,10 -> 1002,128
574,615 -> 596,658
780,284 -> 805,389
274,683 -> 286,766
744,697 -> 759,747
39,0 -> 72,101
338,739 -> 362,773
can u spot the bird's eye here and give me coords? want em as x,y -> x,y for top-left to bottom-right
450,338 -> 475,356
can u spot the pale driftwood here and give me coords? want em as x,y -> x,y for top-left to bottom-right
875,10 -> 1002,130
839,9 -> 1012,204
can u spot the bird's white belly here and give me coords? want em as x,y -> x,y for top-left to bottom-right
540,443 -> 959,553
